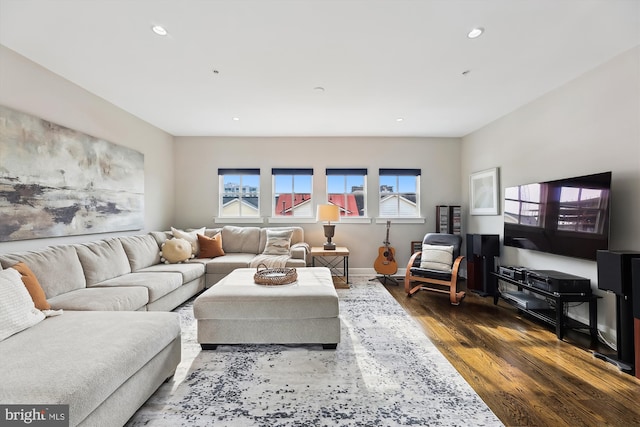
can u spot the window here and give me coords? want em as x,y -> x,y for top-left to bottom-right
557,186 -> 609,234
504,183 -> 543,227
272,168 -> 313,217
218,168 -> 260,218
378,169 -> 420,217
505,183 -> 609,234
326,168 -> 367,217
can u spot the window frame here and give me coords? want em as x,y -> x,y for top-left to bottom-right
378,168 -> 422,220
217,168 -> 261,220
326,168 -> 368,219
504,183 -> 545,228
271,168 -> 314,221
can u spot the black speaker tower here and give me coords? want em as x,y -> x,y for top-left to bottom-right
632,258 -> 640,379
466,234 -> 500,297
594,250 -> 640,374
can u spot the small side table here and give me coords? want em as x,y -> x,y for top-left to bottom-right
310,246 -> 349,289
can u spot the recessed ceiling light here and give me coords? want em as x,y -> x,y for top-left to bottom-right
232,117 -> 240,121
396,117 -> 404,122
313,86 -> 325,93
467,27 -> 484,39
151,25 -> 168,36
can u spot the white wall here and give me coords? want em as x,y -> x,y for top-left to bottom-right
0,45 -> 176,254
461,46 -> 640,342
173,136 -> 462,270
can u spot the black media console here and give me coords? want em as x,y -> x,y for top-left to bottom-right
492,268 -> 599,342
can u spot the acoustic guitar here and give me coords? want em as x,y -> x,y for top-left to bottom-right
374,221 -> 398,275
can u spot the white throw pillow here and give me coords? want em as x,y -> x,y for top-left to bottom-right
419,244 -> 454,272
262,229 -> 294,255
0,268 -> 46,342
171,227 -> 206,256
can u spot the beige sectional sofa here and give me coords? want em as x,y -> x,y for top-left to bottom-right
152,225 -> 309,287
0,225 -> 308,426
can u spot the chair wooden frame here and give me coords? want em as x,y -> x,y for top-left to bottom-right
404,251 -> 466,305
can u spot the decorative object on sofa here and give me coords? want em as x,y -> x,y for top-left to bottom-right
11,262 -> 51,310
171,227 -> 206,256
262,228 -> 294,255
197,233 -> 225,258
470,167 -> 499,215
316,204 -> 340,250
404,233 -> 466,305
160,238 -> 193,264
0,105 -> 144,242
0,268 -> 46,341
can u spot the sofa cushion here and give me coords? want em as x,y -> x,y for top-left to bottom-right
0,311 -> 180,426
149,231 -> 172,246
137,263 -> 205,285
222,225 -> 260,254
0,245 -> 86,299
47,287 -> 149,311
75,238 -> 132,286
205,253 -> 256,275
204,227 -> 223,238
198,233 -> 225,258
0,268 -> 45,342
92,272 -> 183,303
119,234 -> 162,271
11,261 -> 51,310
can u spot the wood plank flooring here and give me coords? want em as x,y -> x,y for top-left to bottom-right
382,279 -> 640,427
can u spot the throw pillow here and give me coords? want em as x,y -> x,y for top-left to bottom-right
0,268 -> 46,342
197,233 -> 225,258
171,227 -> 206,256
262,229 -> 294,255
11,262 -> 51,310
420,244 -> 454,272
160,238 -> 193,264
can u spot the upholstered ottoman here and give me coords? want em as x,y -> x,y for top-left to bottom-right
194,267 -> 340,349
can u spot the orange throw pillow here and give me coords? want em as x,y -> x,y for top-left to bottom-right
197,233 -> 225,258
11,262 -> 51,310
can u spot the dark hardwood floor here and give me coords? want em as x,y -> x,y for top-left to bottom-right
382,279 -> 640,427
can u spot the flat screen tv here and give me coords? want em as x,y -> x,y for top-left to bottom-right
503,171 -> 611,261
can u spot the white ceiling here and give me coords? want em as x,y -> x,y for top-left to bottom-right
1,0 -> 639,137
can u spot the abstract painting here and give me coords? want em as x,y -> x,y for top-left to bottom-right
0,105 -> 144,241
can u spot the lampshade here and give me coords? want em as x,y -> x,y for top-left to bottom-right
316,204 -> 340,223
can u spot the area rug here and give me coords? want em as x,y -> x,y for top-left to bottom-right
127,276 -> 503,426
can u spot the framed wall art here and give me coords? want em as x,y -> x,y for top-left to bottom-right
469,167 -> 500,216
0,105 -> 144,242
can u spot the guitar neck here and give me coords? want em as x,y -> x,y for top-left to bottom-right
384,221 -> 391,246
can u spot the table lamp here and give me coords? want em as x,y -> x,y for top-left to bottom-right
317,204 -> 340,250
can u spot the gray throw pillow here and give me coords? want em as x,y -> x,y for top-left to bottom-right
262,229 -> 294,255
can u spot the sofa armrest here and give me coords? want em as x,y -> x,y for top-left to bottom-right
290,242 -> 310,261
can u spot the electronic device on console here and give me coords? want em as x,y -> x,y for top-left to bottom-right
526,269 -> 591,294
497,266 -> 527,281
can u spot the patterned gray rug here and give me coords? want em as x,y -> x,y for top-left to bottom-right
127,276 -> 503,426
